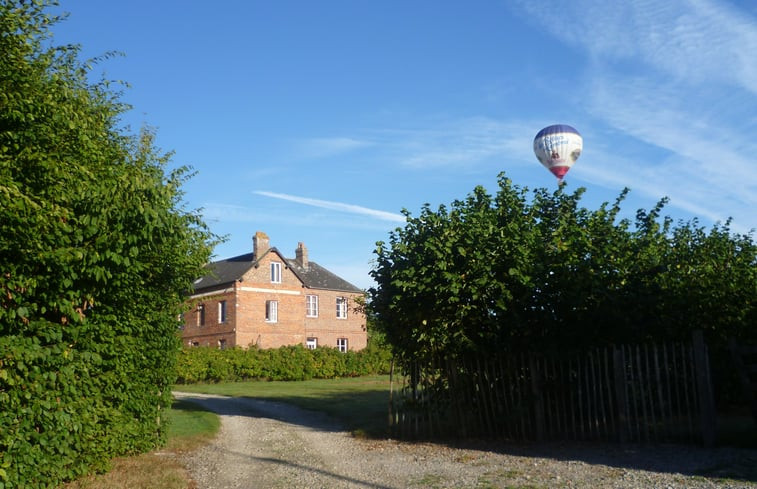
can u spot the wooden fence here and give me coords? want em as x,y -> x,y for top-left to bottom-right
729,339 -> 757,423
390,331 -> 716,445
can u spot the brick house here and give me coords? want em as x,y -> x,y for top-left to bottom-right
181,231 -> 367,351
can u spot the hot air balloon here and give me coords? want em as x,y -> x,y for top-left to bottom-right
533,124 -> 582,181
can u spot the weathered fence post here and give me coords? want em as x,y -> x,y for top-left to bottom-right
692,330 -> 716,446
529,355 -> 545,441
728,338 -> 757,424
447,357 -> 467,438
613,346 -> 629,443
388,357 -> 395,429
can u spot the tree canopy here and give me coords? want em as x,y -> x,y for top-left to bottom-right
368,174 -> 756,364
0,1 -> 215,485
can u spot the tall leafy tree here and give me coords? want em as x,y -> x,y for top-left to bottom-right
369,174 -> 756,363
0,1 -> 215,485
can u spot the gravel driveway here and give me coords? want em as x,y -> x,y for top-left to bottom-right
173,392 -> 757,489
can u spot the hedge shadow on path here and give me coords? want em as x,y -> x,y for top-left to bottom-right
174,392 -> 757,485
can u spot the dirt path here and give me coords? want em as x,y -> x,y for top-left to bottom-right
173,392 -> 757,489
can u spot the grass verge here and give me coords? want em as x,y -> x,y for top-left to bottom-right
60,375 -> 757,488
61,399 -> 221,489
175,374 -> 393,437
62,376 -> 390,488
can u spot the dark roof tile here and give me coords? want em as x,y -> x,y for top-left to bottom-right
285,259 -> 361,293
192,250 -> 362,294
192,252 -> 254,291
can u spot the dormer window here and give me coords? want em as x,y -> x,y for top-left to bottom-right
270,262 -> 282,283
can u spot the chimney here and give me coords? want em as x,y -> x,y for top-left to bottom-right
252,231 -> 270,259
295,242 -> 309,270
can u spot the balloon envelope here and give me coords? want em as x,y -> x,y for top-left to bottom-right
533,124 -> 582,180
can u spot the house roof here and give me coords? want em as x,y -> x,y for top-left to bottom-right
192,248 -> 362,293
192,252 -> 255,290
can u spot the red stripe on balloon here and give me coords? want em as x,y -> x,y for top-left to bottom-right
550,166 -> 570,178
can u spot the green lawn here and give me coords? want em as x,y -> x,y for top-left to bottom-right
174,376 -> 757,447
166,399 -> 223,451
64,399 -> 221,489
66,376 -> 755,488
174,374 -> 394,437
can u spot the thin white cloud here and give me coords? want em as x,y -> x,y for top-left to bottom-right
286,117 -> 539,174
578,146 -> 751,229
514,0 -> 757,93
201,203 -> 261,223
589,76 -> 754,176
254,191 -> 406,223
511,0 -> 757,233
294,137 -> 374,159
201,202 -> 402,236
580,64 -> 757,232
377,117 -> 533,169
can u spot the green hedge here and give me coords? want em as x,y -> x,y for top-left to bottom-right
175,343 -> 392,383
0,2 -> 214,487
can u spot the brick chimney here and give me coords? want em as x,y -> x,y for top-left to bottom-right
295,242 -> 309,270
252,231 -> 270,259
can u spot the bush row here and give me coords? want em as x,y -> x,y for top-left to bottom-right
175,343 -> 392,383
1,3 -> 214,486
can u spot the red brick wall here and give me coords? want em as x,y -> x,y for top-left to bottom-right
303,289 -> 367,351
181,288 -> 236,348
181,248 -> 367,351
235,250 -> 307,348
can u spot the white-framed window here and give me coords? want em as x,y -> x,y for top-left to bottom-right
197,303 -> 205,326
265,300 -> 278,323
218,339 -> 227,350
218,300 -> 227,323
306,295 -> 319,317
306,337 -> 317,350
337,338 -> 348,353
270,262 -> 282,283
336,297 -> 347,319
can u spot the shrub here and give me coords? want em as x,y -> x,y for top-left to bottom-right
0,3 -> 214,486
174,343 -> 392,384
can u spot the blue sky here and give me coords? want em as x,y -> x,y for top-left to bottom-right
51,1 -> 757,290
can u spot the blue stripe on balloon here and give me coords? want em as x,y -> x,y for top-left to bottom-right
534,124 -> 580,139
